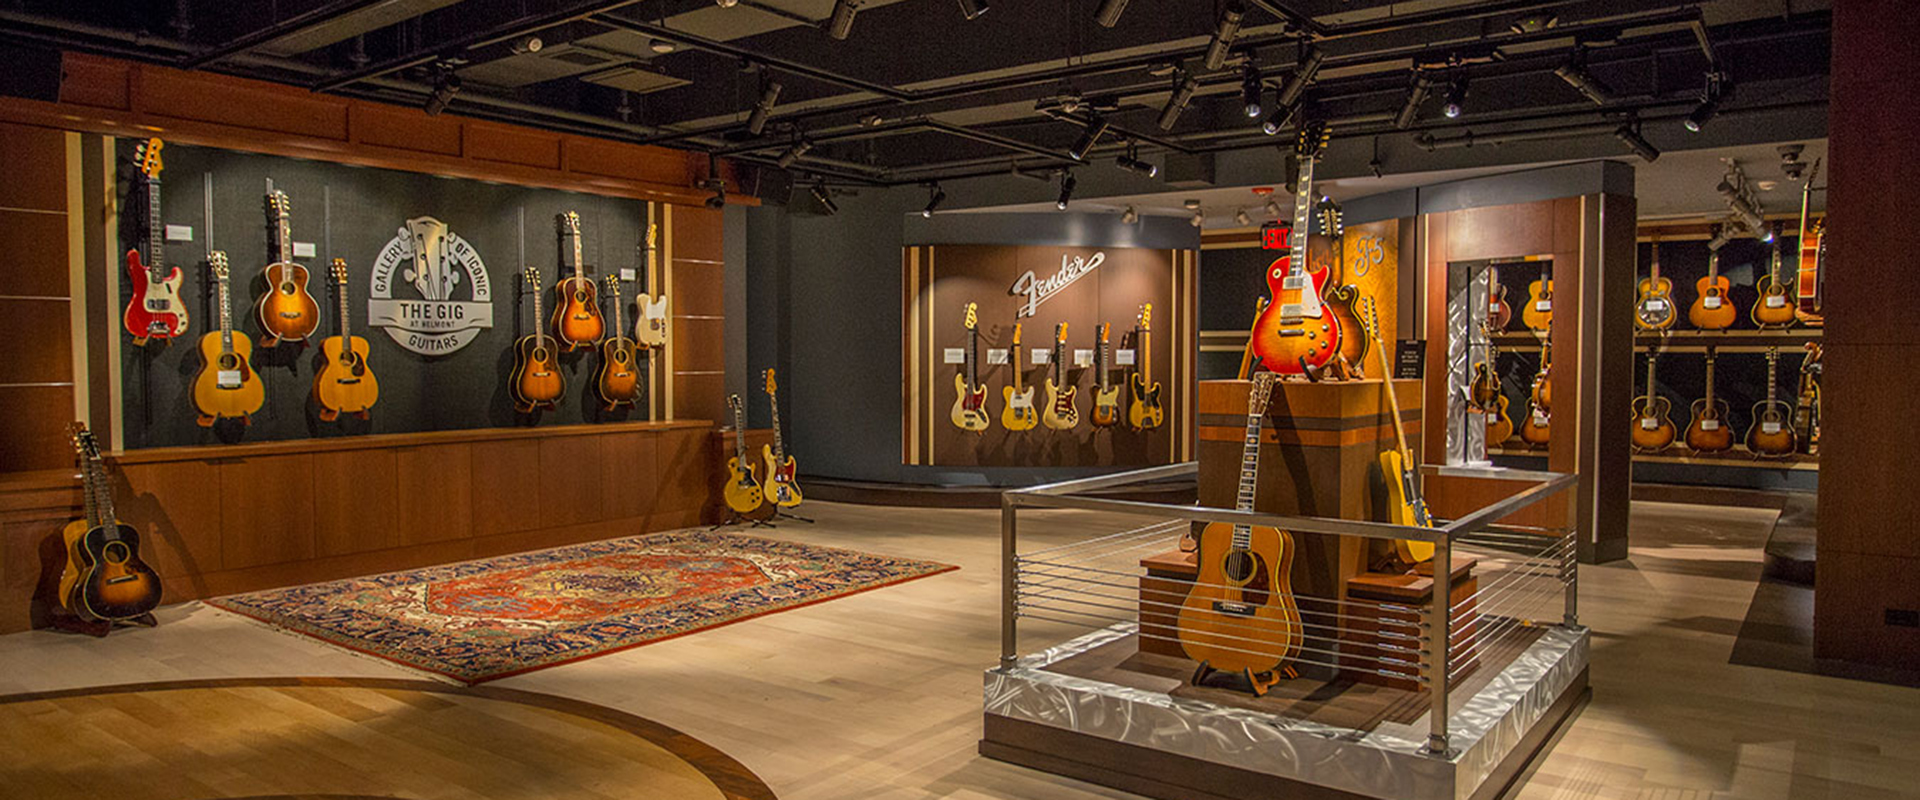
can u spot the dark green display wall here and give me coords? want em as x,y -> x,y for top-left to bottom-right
118,141 -> 653,448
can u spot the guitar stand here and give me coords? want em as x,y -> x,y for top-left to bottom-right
49,611 -> 157,638
769,509 -> 815,524
710,511 -> 777,530
1190,660 -> 1293,698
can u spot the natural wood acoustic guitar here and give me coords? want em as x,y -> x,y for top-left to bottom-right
551,212 -> 605,351
510,267 -> 565,413
1250,122 -> 1341,376
1362,299 -> 1435,564
1745,347 -> 1797,457
1683,347 -> 1734,454
1487,264 -> 1513,332
192,252 -> 265,427
723,394 -> 774,520
1000,323 -> 1038,431
313,259 -> 379,421
122,138 -> 189,346
1128,304 -> 1165,430
1634,240 -> 1677,332
1042,322 -> 1080,431
1794,158 -> 1824,327
255,190 -> 321,348
59,424 -> 162,623
1688,234 -> 1737,331
1522,263 -> 1552,332
762,369 -> 802,507
1090,323 -> 1121,427
1751,224 -> 1796,328
595,274 -> 641,410
1630,347 -> 1676,452
951,302 -> 991,432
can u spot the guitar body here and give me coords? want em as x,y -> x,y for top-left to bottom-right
1689,276 -> 1736,330
1523,279 -> 1553,331
57,517 -> 89,614
1752,277 -> 1797,328
596,337 -> 641,410
1001,385 -> 1038,431
1323,282 -> 1367,371
762,445 -> 803,507
1533,370 -> 1551,413
1488,283 -> 1513,331
123,251 -> 188,342
551,276 -> 605,351
314,335 -> 379,419
1634,276 -> 1677,331
1486,395 -> 1514,445
1630,398 -> 1676,451
1519,403 -> 1552,447
1091,386 -> 1121,427
1684,399 -> 1734,453
1469,362 -> 1499,412
952,374 -> 991,432
69,521 -> 163,621
1379,448 -> 1436,562
1250,260 -> 1340,374
723,457 -> 774,518
1746,401 -> 1797,457
1128,373 -> 1164,430
634,294 -> 669,348
1042,382 -> 1079,430
255,262 -> 321,346
510,335 -> 565,412
1176,523 -> 1302,674
192,331 -> 264,423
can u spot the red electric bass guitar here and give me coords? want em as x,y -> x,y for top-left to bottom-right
123,138 -> 189,345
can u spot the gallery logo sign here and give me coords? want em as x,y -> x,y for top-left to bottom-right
368,217 -> 495,355
1009,251 -> 1104,318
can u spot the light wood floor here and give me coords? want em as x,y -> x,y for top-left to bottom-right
2,501 -> 1917,800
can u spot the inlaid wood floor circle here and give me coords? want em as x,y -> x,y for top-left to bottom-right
0,677 -> 775,800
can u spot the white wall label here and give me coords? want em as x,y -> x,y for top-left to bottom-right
1766,295 -> 1787,308
1533,411 -> 1549,425
1643,299 -> 1667,312
1641,417 -> 1658,430
1073,349 -> 1094,367
1701,419 -> 1720,431
1702,296 -> 1722,309
1116,349 -> 1136,365
292,242 -> 317,259
1762,422 -> 1782,434
1030,348 -> 1050,364
986,348 -> 1009,365
943,348 -> 965,364
164,224 -> 194,242
1534,300 -> 1551,312
618,268 -> 636,282
216,370 -> 242,389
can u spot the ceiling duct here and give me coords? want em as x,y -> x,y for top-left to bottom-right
257,0 -> 467,57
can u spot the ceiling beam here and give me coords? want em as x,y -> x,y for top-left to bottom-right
309,0 -> 648,92
592,14 -> 912,101
178,0 -> 394,68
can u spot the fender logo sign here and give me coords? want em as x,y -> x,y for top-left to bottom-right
1009,251 -> 1104,318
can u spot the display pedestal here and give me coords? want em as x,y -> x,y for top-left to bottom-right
1342,557 -> 1479,690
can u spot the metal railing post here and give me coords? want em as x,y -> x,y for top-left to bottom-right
1424,534 -> 1452,755
1000,495 -> 1019,670
1562,482 -> 1581,627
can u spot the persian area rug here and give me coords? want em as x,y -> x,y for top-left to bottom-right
209,530 -> 957,683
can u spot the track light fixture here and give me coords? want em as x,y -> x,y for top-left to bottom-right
1095,0 -> 1129,27
1393,71 -> 1434,130
1555,52 -> 1615,106
1264,197 -> 1283,218
1157,72 -> 1198,131
1613,124 -> 1659,162
649,38 -> 677,54
774,138 -> 812,169
1190,209 -> 1205,228
423,66 -> 461,117
716,0 -> 738,7
1234,208 -> 1253,227
921,183 -> 946,218
1706,224 -> 1732,251
1685,71 -> 1729,133
1069,116 -> 1110,161
811,182 -> 838,215
1240,62 -> 1264,118
827,0 -> 858,40
1260,98 -> 1300,136
1115,141 -> 1158,177
1203,2 -> 1245,72
1055,171 -> 1077,210
1121,205 -> 1139,225
746,78 -> 783,135
956,0 -> 989,20
705,181 -> 727,209
1443,75 -> 1468,118
1274,45 -> 1323,110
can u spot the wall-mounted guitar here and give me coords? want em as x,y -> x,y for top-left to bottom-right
1318,197 -> 1366,378
510,267 -> 565,413
1176,372 -> 1303,697
1688,232 -> 1736,331
1487,265 -> 1513,332
59,423 -> 162,626
1629,347 -> 1676,452
634,223 -> 669,349
762,369 -> 803,508
1752,223 -> 1796,328
1531,341 -> 1552,413
1001,323 -> 1038,431
1793,342 -> 1821,454
1251,121 -> 1341,376
951,302 -> 991,432
1043,323 -> 1080,431
723,394 -> 774,521
1128,303 -> 1165,430
1683,347 -> 1734,454
1522,263 -> 1552,332
1634,240 -> 1677,332
596,275 -> 641,410
122,138 -> 188,346
1745,347 -> 1797,458
313,259 -> 378,421
1364,298 -> 1435,565
1794,158 -> 1824,327
193,252 -> 264,427
1468,323 -> 1500,414
1519,342 -> 1551,449
552,212 -> 605,351
1091,323 -> 1121,427
255,190 -> 321,348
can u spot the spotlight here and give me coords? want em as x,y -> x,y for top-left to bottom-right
1260,99 -> 1300,136
1264,197 -> 1282,218
1685,72 -> 1728,133
1203,2 -> 1245,71
827,0 -> 857,39
1706,224 -> 1732,251
1393,71 -> 1433,130
811,183 -> 838,214
1069,116 -> 1109,160
1614,124 -> 1659,162
858,113 -> 885,127
1190,209 -> 1205,228
1056,171 -> 1077,210
1095,0 -> 1129,27
921,183 -> 946,218
1234,208 -> 1253,227
1240,63 -> 1263,118
1555,57 -> 1615,105
956,0 -> 989,20
705,183 -> 726,208
1121,205 -> 1139,224
1443,75 -> 1468,118
423,69 -> 461,117
1756,224 -> 1776,243
1114,151 -> 1158,177
1273,45 -> 1323,109
1157,73 -> 1197,131
774,139 -> 812,169
746,79 -> 782,135
510,36 -> 543,55
649,38 -> 677,54
716,0 -> 738,7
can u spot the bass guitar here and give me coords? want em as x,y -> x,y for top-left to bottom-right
1318,199 -> 1366,377
59,423 -> 162,623
1522,263 -> 1552,332
1752,224 -> 1796,328
192,252 -> 264,426
1176,372 -> 1303,696
1630,347 -> 1676,452
1634,240 -> 1677,331
1250,122 -> 1339,375
634,223 -> 669,349
1000,323 -> 1038,431
510,267 -> 565,413
951,302 -> 991,432
596,275 -> 641,410
1793,343 -> 1821,454
1683,347 -> 1734,453
1042,322 -> 1080,430
552,212 -> 605,351
255,190 -> 321,347
762,369 -> 802,507
122,138 -> 189,345
1745,347 -> 1797,457
1487,264 -> 1513,332
1794,158 -> 1824,326
1364,298 -> 1435,564
1128,303 -> 1165,429
1688,233 -> 1736,331
1091,323 -> 1121,427
313,259 -> 379,421
723,394 -> 774,519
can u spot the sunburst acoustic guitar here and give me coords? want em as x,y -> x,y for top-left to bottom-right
122,138 -> 189,346
552,211 -> 605,351
1634,240 -> 1677,332
255,190 -> 321,348
1317,199 -> 1366,378
596,274 -> 641,410
1683,347 -> 1734,454
60,423 -> 162,624
1688,234 -> 1736,331
1745,347 -> 1797,457
1630,347 -> 1676,453
313,259 -> 379,421
1752,224 -> 1796,328
510,267 -> 565,413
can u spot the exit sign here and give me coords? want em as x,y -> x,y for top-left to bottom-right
1261,223 -> 1290,250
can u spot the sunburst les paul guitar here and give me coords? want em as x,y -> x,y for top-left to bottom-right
1746,347 -> 1797,457
1630,348 -> 1676,452
1042,322 -> 1079,431
193,252 -> 264,426
1001,323 -> 1038,431
1683,347 -> 1734,454
762,369 -> 802,507
951,302 -> 991,432
313,259 -> 378,421
595,275 -> 641,410
59,424 -> 162,623
1128,304 -> 1165,430
1176,371 -> 1303,697
1250,122 -> 1340,376
510,267 -> 565,413
552,212 -> 605,351
255,190 -> 321,348
122,138 -> 188,345
723,394 -> 774,520
1091,323 -> 1121,427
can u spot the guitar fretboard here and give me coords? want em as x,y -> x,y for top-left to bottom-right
768,387 -> 786,460
147,176 -> 165,279
1233,386 -> 1265,550
217,272 -> 235,355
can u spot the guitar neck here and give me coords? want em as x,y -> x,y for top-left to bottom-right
769,392 -> 785,459
570,231 -> 585,278
1650,242 -> 1661,282
217,273 -> 235,354
1054,340 -> 1064,383
1288,158 -> 1315,277
338,277 -> 351,339
276,211 -> 293,264
1235,400 -> 1263,514
1645,353 -> 1657,405
147,177 -> 164,277
608,280 -> 624,331
1010,336 -> 1022,389
733,404 -> 748,459
530,275 -> 545,344
1140,328 -> 1151,378
1766,354 -> 1778,404
967,328 -> 978,387
1704,356 -> 1716,405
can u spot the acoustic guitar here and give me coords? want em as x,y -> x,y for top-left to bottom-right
1128,304 -> 1165,430
634,223 -> 669,349
1090,323 -> 1121,427
1363,298 -> 1435,565
951,302 -> 991,432
1250,122 -> 1340,376
122,138 -> 189,346
192,252 -> 265,427
1486,389 -> 1515,447
510,267 -> 565,413
59,423 -> 162,623
723,394 -> 774,519
762,369 -> 802,507
1630,348 -> 1676,452
1745,347 -> 1797,457
1317,199 -> 1366,377
255,190 -> 321,348
313,259 -> 379,421
1000,323 -> 1038,431
1468,324 -> 1500,414
1794,158 -> 1824,327
1688,233 -> 1737,331
1683,348 -> 1734,454
1522,263 -> 1552,332
1531,341 -> 1552,413
1751,224 -> 1796,328
1175,372 -> 1302,696
1487,264 -> 1513,332
1042,323 -> 1080,431
1519,395 -> 1552,448
595,275 -> 641,410
1634,240 -> 1677,332
552,212 -> 605,351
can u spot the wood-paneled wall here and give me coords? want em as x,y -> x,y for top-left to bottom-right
0,123 -> 78,472
667,205 -> 728,426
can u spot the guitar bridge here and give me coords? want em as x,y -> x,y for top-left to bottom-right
278,312 -> 302,319
1211,600 -> 1255,617
106,575 -> 140,584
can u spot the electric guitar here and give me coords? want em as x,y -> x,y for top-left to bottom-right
1364,298 -> 1435,564
1128,303 -> 1165,429
1175,371 -> 1303,696
122,138 -> 188,345
1091,323 -> 1121,427
59,423 -> 163,623
1318,199 -> 1367,377
1688,233 -> 1736,331
255,190 -> 321,347
1634,239 -> 1677,331
951,302 -> 991,432
1794,158 -> 1824,327
1745,347 -> 1797,457
1522,263 -> 1552,332
510,267 -> 565,413
192,252 -> 264,426
1629,347 -> 1675,452
634,223 -> 669,348
1793,343 -> 1821,454
595,274 -> 641,410
1251,122 -> 1340,375
1000,323 -> 1038,431
762,369 -> 802,507
723,394 -> 774,519
552,212 -> 605,351
1042,322 -> 1080,430
313,259 -> 378,421
1684,347 -> 1734,453
1752,223 -> 1796,328
1487,264 -> 1513,332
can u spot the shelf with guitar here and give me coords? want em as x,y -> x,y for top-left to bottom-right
949,302 -> 1164,436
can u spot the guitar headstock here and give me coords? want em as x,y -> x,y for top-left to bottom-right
330,258 -> 349,285
727,393 -> 743,414
1316,198 -> 1343,237
1055,322 -> 1068,343
645,223 -> 658,250
265,190 -> 290,220
209,251 -> 230,280
1099,322 -> 1110,343
523,266 -> 541,288
1765,346 -> 1779,369
135,138 -> 164,181
68,422 -> 101,466
1138,303 -> 1152,331
559,211 -> 581,235
1249,371 -> 1279,413
963,302 -> 979,331
1010,322 -> 1022,346
1295,120 -> 1331,160
763,368 -> 779,396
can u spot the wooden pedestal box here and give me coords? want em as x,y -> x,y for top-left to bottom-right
1340,557 -> 1479,691
1139,549 -> 1197,658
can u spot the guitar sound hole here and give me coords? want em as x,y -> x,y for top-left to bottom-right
1223,550 -> 1272,604
218,354 -> 240,371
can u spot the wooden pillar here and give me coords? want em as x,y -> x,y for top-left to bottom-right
0,123 -> 81,471
666,205 -> 727,425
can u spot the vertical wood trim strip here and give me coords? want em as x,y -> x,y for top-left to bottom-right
926,247 -> 936,466
100,135 -> 124,450
662,204 -> 675,420
905,246 -> 920,465
66,132 -> 89,427
646,203 -> 660,421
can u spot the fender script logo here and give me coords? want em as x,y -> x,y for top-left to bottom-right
1009,252 -> 1104,318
